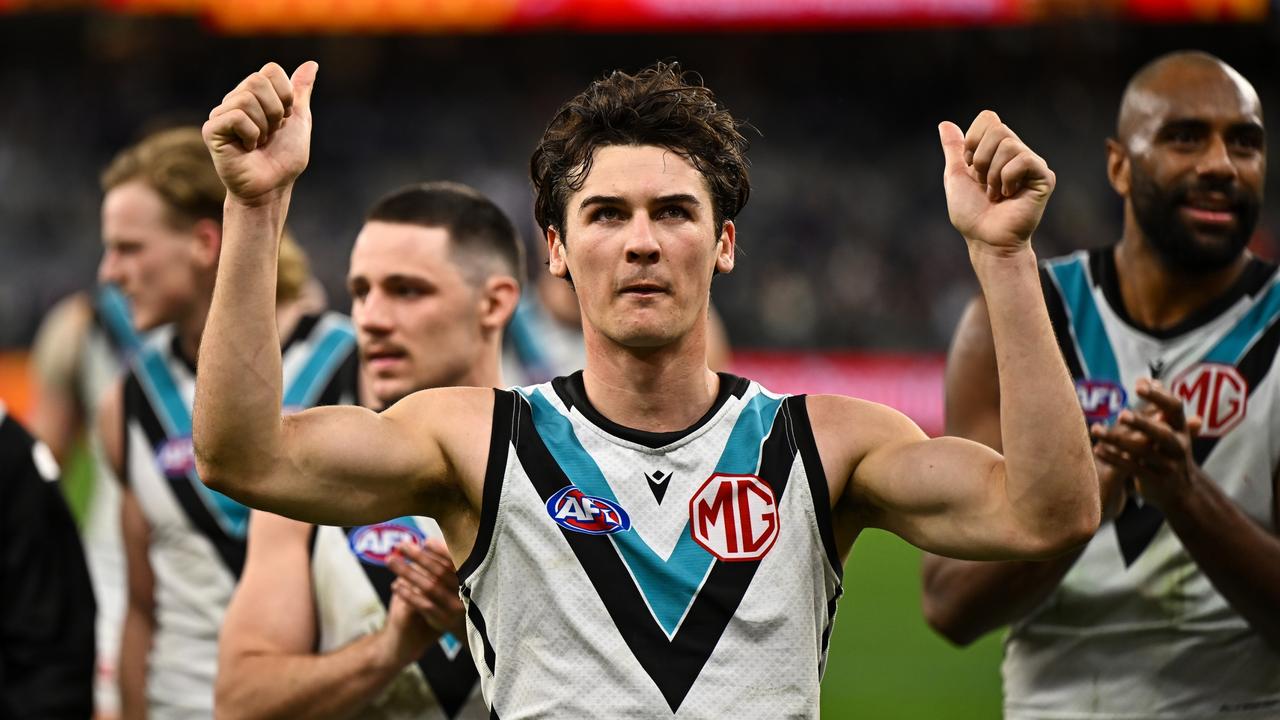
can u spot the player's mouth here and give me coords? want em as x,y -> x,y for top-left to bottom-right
619,281 -> 669,298
1178,194 -> 1238,230
363,346 -> 410,372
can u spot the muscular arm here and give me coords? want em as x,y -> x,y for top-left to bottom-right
216,512 -> 432,720
822,114 -> 1098,562
192,63 -> 487,529
920,297 -> 1087,645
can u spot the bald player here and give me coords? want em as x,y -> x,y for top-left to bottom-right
923,51 -> 1280,718
193,62 -> 1099,716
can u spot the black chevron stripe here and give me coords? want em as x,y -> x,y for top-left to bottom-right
124,372 -> 246,577
511,393 -> 797,712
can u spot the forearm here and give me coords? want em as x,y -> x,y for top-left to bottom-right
193,194 -> 290,487
216,632 -> 412,720
117,606 -> 152,720
922,550 -> 1081,646
1163,476 -> 1280,650
970,246 -> 1097,542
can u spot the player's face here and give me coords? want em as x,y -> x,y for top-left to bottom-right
1122,67 -> 1265,273
549,144 -> 734,350
98,181 -> 208,331
349,222 -> 485,409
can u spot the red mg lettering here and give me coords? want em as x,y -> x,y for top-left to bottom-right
1172,363 -> 1247,438
690,473 -> 779,562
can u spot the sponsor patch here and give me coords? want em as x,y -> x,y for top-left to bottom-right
155,435 -> 196,479
1075,379 -> 1127,425
348,520 -> 426,566
1172,363 -> 1247,438
689,473 -> 779,562
546,486 -> 631,536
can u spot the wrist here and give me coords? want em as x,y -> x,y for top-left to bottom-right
1151,468 -> 1208,522
966,240 -> 1037,268
224,186 -> 292,211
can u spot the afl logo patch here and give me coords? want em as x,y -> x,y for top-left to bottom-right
348,521 -> 426,566
1172,363 -> 1247,438
546,486 -> 631,536
155,436 -> 196,479
690,473 -> 779,562
1075,380 -> 1127,424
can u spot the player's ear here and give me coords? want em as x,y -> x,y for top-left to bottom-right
193,218 -> 222,270
714,221 -> 735,275
479,274 -> 521,333
1106,138 -> 1130,197
547,226 -> 569,280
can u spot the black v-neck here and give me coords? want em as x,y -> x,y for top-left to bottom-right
1091,246 -> 1277,341
550,371 -> 749,449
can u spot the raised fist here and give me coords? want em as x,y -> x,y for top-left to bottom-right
939,111 -> 1055,255
202,61 -> 317,203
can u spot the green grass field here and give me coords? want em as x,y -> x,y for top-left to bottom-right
820,529 -> 1004,718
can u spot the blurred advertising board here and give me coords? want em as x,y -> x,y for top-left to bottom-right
3,0 -> 1267,30
730,350 -> 946,437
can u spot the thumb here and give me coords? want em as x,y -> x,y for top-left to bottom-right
938,120 -> 966,175
290,61 -> 319,111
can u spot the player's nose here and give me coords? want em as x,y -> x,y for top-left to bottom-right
624,217 -> 661,264
97,249 -> 123,285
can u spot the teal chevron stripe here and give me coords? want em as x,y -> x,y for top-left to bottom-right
525,387 -> 782,636
1048,256 -> 1120,383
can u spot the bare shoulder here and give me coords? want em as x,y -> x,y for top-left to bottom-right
384,385 -> 503,505
805,394 -> 929,497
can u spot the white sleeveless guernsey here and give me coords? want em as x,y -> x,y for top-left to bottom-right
1003,248 -> 1280,719
122,312 -> 356,718
311,515 -> 488,719
458,373 -> 844,718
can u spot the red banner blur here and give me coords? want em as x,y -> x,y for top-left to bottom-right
729,350 -> 946,437
5,0 -> 1268,31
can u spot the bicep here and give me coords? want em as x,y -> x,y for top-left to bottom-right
945,294 -> 1002,450
220,511 -> 316,662
239,386 -> 492,526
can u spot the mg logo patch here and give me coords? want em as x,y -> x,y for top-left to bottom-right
689,473 -> 779,562
546,487 -> 631,536
1075,380 -> 1127,425
155,436 -> 196,479
1172,363 -> 1247,438
348,521 -> 425,567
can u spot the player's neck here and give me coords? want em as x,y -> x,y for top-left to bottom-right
581,325 -> 719,434
1114,231 -> 1250,332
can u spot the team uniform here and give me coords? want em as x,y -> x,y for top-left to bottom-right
1003,247 -> 1280,719
1,402 -> 95,719
458,372 -> 844,718
121,312 -> 355,718
311,516 -> 487,719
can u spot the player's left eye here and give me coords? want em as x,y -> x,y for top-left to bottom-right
656,206 -> 690,220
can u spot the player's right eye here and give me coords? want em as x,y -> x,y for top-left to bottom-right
590,207 -> 624,223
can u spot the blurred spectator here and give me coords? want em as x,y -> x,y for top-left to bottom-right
0,401 -> 96,719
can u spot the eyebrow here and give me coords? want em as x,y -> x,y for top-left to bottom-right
577,194 -> 703,211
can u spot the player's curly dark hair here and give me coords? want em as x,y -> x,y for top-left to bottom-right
531,62 -> 752,238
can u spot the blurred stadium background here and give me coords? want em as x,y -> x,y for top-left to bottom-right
0,0 -> 1276,716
